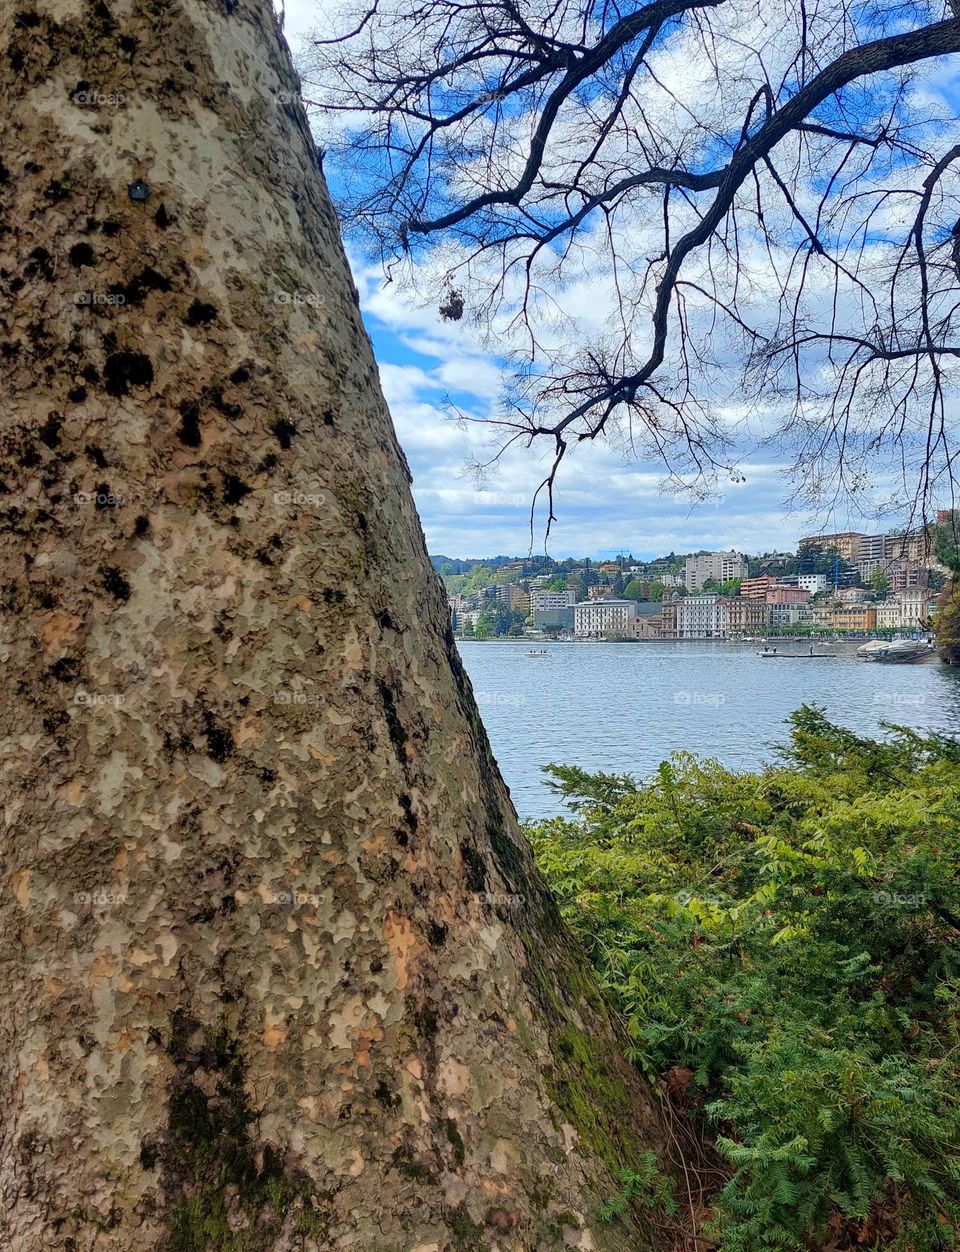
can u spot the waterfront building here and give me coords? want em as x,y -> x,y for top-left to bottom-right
574,599 -> 638,638
629,615 -> 666,639
769,604 -> 815,630
658,600 -> 679,638
874,589 -> 938,630
676,594 -> 726,638
532,606 -> 573,630
875,602 -> 904,631
724,597 -> 771,634
812,604 -> 878,631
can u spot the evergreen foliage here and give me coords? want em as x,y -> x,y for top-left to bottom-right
526,708 -> 960,1250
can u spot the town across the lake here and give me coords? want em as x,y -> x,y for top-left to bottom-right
441,518 -> 952,641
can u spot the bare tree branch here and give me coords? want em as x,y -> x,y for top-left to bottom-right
305,0 -> 960,532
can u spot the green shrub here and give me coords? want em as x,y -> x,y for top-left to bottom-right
526,707 -> 960,1250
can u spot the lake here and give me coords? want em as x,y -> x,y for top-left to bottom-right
457,640 -> 960,818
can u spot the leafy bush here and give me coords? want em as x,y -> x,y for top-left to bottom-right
526,707 -> 960,1250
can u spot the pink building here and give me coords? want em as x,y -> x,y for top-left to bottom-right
765,587 -> 812,605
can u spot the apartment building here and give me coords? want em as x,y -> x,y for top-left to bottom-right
494,583 -> 528,612
798,532 -> 863,560
740,575 -> 778,599
856,533 -> 887,564
676,594 -> 726,638
725,597 -> 771,634
886,561 -> 931,593
886,529 -> 931,563
797,574 -> 829,594
574,599 -> 638,638
804,528 -> 931,574
684,550 -> 749,591
530,588 -> 575,630
529,589 -> 575,612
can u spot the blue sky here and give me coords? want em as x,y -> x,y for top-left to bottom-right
278,0 -> 958,560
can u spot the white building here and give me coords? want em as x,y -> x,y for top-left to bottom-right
676,594 -> 726,638
797,574 -> 829,594
574,599 -> 637,638
529,589 -> 576,612
875,590 -> 938,631
684,550 -> 749,591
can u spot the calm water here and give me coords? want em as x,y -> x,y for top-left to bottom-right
457,641 -> 960,818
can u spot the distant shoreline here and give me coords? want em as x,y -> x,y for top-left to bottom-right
456,636 -> 876,645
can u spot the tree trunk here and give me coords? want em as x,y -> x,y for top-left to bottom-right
0,2 -> 672,1248
936,580 -> 960,663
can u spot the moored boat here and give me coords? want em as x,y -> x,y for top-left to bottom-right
856,640 -> 890,660
858,637 -> 935,663
875,638 -> 936,663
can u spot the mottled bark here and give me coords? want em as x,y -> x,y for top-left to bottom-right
0,2 -> 672,1249
936,580 -> 960,663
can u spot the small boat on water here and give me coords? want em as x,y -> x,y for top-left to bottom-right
526,648 -> 550,657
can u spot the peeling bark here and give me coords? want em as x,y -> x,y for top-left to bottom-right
0,2 -> 673,1248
